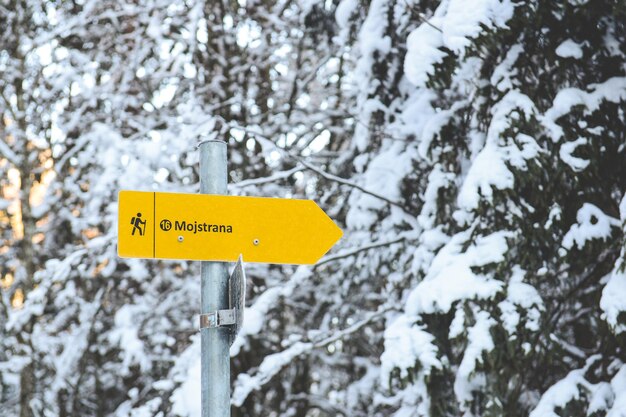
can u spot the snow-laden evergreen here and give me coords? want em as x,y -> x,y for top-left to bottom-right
339,1 -> 626,416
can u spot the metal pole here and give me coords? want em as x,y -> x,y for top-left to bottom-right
199,140 -> 230,417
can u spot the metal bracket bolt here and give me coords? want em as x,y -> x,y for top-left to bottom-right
199,309 -> 237,329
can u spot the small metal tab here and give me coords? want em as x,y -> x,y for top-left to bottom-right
197,256 -> 246,343
199,309 -> 237,329
229,256 -> 246,345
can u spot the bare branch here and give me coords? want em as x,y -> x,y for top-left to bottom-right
232,304 -> 396,407
230,166 -> 304,189
222,121 -> 409,211
297,158 -> 406,210
315,232 -> 414,267
312,304 -> 396,348
288,393 -> 367,417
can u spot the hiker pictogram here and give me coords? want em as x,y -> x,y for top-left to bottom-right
131,212 -> 147,236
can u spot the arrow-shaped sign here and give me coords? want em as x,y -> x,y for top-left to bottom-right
117,191 -> 342,264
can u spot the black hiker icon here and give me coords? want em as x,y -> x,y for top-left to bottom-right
131,212 -> 147,236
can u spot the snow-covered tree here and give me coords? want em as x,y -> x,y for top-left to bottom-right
1,0 -> 350,416
1,1 -> 214,415
323,0 -> 626,416
224,1 -> 626,416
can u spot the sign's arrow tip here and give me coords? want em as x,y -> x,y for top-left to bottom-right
309,202 -> 343,263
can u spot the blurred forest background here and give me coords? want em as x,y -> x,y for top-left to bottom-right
1,0 -> 625,416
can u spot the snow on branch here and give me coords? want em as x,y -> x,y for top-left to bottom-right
562,203 -> 620,250
529,356 -> 609,417
0,138 -> 19,166
232,305 -> 395,407
600,195 -> 626,334
542,77 -> 626,141
404,0 -> 516,87
405,230 -> 511,315
7,250 -> 87,332
380,315 -> 442,390
454,311 -> 496,406
230,266 -> 313,357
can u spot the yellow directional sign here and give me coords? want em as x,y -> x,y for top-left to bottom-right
117,191 -> 342,264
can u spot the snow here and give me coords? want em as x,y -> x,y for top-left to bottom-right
490,44 -> 523,92
146,14 -> 163,40
562,203 -> 620,250
505,133 -> 542,170
345,359 -> 379,411
356,0 -> 392,59
559,137 -> 590,171
454,311 -> 495,405
443,0 -> 516,53
404,22 -> 447,88
498,267 -> 544,334
335,0 -> 358,29
416,165 -> 455,229
114,397 -> 163,417
405,230 -> 510,315
488,90 -> 537,141
418,100 -> 467,159
375,383 -> 431,417
588,382 -> 614,416
410,226 -> 450,279
447,306 -> 465,339
404,0 -> 516,87
556,39 -> 584,59
458,90 -> 539,210
457,143 -> 514,210
232,342 -> 312,406
545,205 -> 562,230
0,138 -> 20,165
108,304 -> 151,375
529,357 -> 617,417
529,367 -> 590,417
51,291 -> 102,393
380,315 -> 441,389
395,89 -> 448,161
353,98 -> 386,151
543,77 -> 626,141
607,366 -> 626,417
346,142 -> 415,230
600,195 -> 626,333
7,250 -> 86,331
171,336 -> 201,417
352,0 -> 394,151
152,380 -> 175,391
230,266 -> 312,356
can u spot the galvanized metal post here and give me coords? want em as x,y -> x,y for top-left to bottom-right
199,140 -> 230,417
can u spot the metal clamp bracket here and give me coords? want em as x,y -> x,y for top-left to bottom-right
199,309 -> 237,329
196,256 -> 246,345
